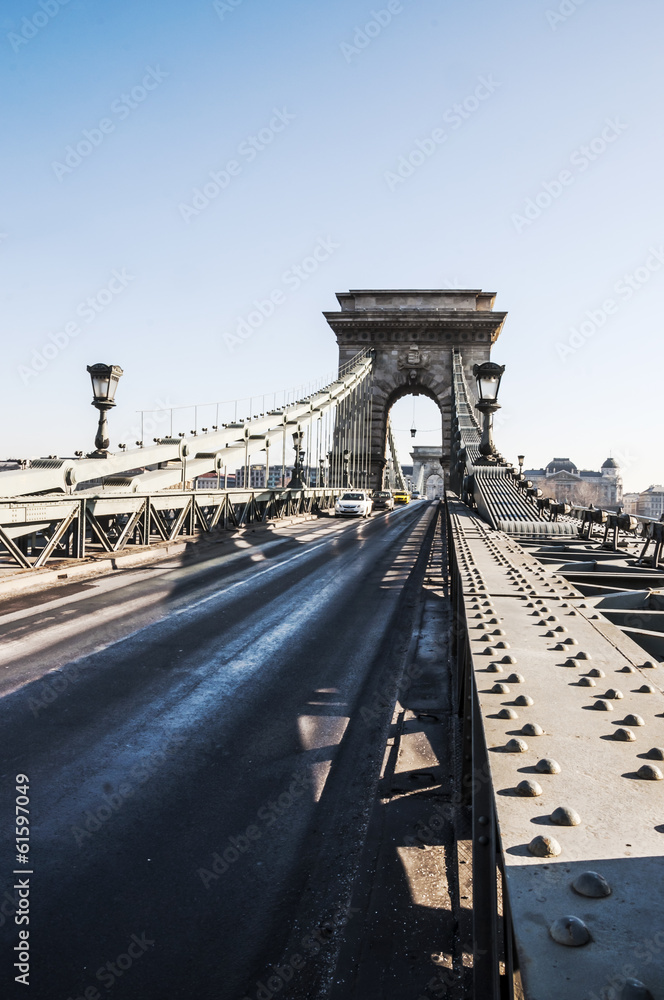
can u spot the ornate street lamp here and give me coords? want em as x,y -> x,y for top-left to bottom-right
319,457 -> 326,487
287,429 -> 305,489
86,363 -> 123,457
473,361 -> 505,463
410,422 -> 417,439
518,454 -> 525,475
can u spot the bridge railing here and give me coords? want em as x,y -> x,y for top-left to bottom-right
0,487 -> 343,572
508,473 -> 664,564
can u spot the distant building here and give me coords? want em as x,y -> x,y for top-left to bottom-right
524,456 -> 622,509
634,485 -> 664,519
622,492 -> 640,515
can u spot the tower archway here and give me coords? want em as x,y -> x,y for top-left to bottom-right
324,289 -> 506,490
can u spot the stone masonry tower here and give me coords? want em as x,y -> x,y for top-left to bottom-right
323,289 -> 507,489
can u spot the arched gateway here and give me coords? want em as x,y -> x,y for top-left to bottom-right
324,290 -> 507,490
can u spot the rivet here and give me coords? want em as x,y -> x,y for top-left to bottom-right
624,714 -> 645,727
579,676 -> 596,686
555,625 -> 569,633
594,700 -> 613,711
507,673 -> 525,683
483,647 -> 497,655
517,779 -> 542,796
528,835 -> 561,857
564,658 -> 579,668
576,651 -> 591,660
605,688 -> 624,700
621,665 -> 636,673
491,683 -> 510,694
495,641 -> 510,649
642,661 -> 657,669
515,694 -> 534,707
545,630 -> 557,638
501,655 -> 517,664
637,764 -> 663,780
646,747 -> 664,760
478,835 -> 489,845
535,758 -> 560,775
554,643 -> 568,651
564,637 -> 579,645
589,667 -> 605,678
614,728 -> 636,742
549,916 -> 590,947
571,871 -> 611,898
521,722 -> 544,736
550,805 -> 580,825
506,738 -> 528,753
638,684 -> 656,694
487,663 -> 503,673
620,978 -> 655,1000
498,708 -> 518,720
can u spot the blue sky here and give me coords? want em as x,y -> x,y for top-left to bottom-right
2,0 -> 662,490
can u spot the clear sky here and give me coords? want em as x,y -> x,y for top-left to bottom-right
2,0 -> 662,491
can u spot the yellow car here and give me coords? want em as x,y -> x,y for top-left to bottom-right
392,491 -> 410,505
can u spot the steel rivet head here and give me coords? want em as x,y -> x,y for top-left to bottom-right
515,694 -> 534,707
506,738 -> 528,753
555,625 -> 569,633
491,683 -> 510,694
554,643 -> 567,651
498,708 -> 518,720
637,764 -> 663,780
576,651 -> 592,660
495,641 -> 510,649
620,979 -> 654,1000
483,647 -> 497,655
564,637 -> 578,645
517,779 -> 542,796
614,728 -> 636,742
605,688 -> 624,700
507,673 -> 525,683
621,665 -> 636,673
502,655 -> 517,664
625,714 -> 645,727
549,916 -> 590,947
646,747 -> 664,760
537,758 -> 561,774
487,663 -> 503,673
478,815 -> 489,825
550,805 -> 580,824
589,668 -> 605,678
521,723 -> 543,736
571,871 -> 611,897
564,657 -> 579,668
594,700 -> 613,711
478,834 -> 489,845
642,661 -> 657,669
529,835 -> 561,857
639,684 -> 656,694
579,676 -> 596,687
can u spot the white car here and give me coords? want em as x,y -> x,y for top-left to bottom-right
335,491 -> 373,518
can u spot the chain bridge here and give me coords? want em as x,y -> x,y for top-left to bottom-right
1,289 -> 663,1000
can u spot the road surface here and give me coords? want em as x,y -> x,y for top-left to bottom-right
0,501 -> 456,1000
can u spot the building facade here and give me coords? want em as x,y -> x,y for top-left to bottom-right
524,457 -> 623,509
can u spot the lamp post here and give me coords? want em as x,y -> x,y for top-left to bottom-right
86,364 -> 123,457
319,457 -> 326,487
287,430 -> 305,489
518,454 -> 525,475
342,449 -> 351,488
472,361 -> 505,463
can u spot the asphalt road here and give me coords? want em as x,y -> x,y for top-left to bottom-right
0,501 -> 440,1000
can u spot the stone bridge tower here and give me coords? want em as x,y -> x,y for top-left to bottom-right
324,289 -> 506,489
